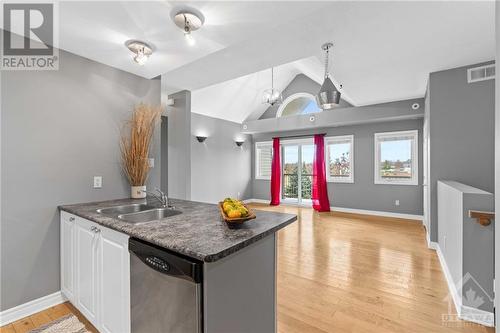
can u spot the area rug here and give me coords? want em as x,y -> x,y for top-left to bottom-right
29,314 -> 90,333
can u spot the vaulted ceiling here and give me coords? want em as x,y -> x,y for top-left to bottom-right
54,1 -> 494,122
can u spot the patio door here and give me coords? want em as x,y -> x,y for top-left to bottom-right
281,140 -> 314,205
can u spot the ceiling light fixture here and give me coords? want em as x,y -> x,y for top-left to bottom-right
173,9 -> 204,46
316,42 -> 341,109
125,40 -> 153,66
262,67 -> 282,106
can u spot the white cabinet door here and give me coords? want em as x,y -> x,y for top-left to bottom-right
98,227 -> 130,333
60,212 -> 76,303
75,218 -> 100,326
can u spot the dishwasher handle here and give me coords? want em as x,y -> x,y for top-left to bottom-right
129,238 -> 202,284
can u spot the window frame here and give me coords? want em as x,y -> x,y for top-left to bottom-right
255,141 -> 273,180
374,130 -> 419,186
275,93 -> 321,118
325,135 -> 355,183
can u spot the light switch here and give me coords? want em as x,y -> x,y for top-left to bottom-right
148,158 -> 154,168
93,176 -> 102,188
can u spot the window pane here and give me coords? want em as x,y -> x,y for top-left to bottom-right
258,146 -> 272,178
301,145 -> 314,199
328,142 -> 351,177
280,96 -> 321,117
283,146 -> 299,199
379,138 -> 412,179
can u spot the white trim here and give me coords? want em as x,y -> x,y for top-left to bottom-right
275,92 -> 319,118
374,130 -> 419,186
330,206 -> 423,221
435,244 -> 462,318
325,135 -> 354,183
434,244 -> 495,327
255,141 -> 272,180
243,199 -> 423,221
460,305 -> 495,327
0,291 -> 66,326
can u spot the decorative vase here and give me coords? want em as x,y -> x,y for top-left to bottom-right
131,185 -> 146,199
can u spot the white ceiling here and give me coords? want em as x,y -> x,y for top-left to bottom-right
54,1 -> 495,121
191,56 -> 340,124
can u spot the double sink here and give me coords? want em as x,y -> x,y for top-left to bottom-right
97,203 -> 182,224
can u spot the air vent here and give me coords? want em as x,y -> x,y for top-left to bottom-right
467,64 -> 495,83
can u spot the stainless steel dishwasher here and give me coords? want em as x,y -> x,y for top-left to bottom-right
129,238 -> 203,333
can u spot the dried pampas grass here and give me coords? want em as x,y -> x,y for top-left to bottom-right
121,103 -> 162,186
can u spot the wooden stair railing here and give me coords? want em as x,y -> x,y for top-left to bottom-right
468,210 -> 495,226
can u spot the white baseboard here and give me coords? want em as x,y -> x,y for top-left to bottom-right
0,291 -> 66,326
244,199 -> 424,222
460,305 -> 495,327
434,245 -> 494,327
330,206 -> 423,221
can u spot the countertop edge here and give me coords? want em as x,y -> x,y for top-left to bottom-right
59,203 -> 297,263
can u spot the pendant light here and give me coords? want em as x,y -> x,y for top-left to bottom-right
316,42 -> 341,109
262,67 -> 283,106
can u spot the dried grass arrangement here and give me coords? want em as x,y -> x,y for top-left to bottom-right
120,103 -> 162,187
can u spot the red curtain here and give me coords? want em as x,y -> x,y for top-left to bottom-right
312,134 -> 331,212
270,138 -> 281,206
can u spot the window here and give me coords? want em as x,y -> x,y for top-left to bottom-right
325,135 -> 354,183
255,141 -> 273,180
374,130 -> 418,185
276,93 -> 322,117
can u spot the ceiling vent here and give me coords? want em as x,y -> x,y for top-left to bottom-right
467,64 -> 495,83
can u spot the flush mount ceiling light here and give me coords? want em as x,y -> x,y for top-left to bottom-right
316,42 -> 342,110
262,67 -> 283,106
125,40 -> 153,66
173,9 -> 204,46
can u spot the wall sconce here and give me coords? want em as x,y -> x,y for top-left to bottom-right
235,140 -> 245,147
196,136 -> 207,143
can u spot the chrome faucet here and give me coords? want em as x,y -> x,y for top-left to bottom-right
142,188 -> 172,208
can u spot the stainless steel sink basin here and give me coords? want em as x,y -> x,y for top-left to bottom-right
96,203 -> 156,216
118,208 -> 182,223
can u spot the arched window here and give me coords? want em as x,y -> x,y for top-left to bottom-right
276,93 -> 322,118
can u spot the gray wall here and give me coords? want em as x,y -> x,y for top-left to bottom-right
428,61 -> 495,242
253,119 -> 423,215
259,74 -> 351,120
166,90 -> 191,200
495,0 -> 500,321
191,114 -> 252,204
1,49 -> 160,310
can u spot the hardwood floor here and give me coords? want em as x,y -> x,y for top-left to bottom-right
0,303 -> 98,333
248,204 -> 494,333
1,205 -> 494,333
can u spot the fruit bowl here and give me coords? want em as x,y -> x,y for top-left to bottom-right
218,200 -> 256,225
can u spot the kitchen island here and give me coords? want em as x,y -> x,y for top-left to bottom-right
59,198 -> 297,333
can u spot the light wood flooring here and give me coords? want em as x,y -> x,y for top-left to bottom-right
1,204 -> 494,333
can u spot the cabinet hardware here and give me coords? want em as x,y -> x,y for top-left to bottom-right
69,217 -> 75,222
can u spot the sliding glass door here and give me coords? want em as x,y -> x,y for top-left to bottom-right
282,140 -> 314,205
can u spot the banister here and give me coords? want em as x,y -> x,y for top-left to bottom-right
468,210 -> 495,226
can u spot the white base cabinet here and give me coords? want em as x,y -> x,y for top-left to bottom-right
61,212 -> 130,333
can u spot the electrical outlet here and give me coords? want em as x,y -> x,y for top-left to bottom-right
237,192 -> 241,199
395,200 -> 400,206
93,176 -> 102,189
148,158 -> 154,168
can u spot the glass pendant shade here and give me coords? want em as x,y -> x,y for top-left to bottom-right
262,88 -> 283,106
316,76 -> 341,109
262,67 -> 282,106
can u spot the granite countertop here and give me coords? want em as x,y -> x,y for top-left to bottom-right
59,198 -> 297,262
